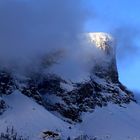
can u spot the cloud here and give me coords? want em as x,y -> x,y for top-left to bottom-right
0,0 -> 96,80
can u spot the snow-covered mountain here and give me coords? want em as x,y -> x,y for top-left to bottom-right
0,32 -> 139,140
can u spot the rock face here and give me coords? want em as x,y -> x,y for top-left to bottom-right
0,71 -> 14,95
0,98 -> 6,115
0,32 -> 136,122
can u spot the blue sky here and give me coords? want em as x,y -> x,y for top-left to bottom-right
87,0 -> 140,91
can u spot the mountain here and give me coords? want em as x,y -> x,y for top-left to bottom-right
0,32 -> 139,140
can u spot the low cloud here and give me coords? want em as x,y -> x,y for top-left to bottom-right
0,0 -> 98,81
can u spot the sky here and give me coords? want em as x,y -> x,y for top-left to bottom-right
87,0 -> 140,91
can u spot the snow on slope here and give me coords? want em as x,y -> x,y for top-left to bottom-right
1,91 -> 140,140
77,103 -> 140,140
0,91 -> 81,140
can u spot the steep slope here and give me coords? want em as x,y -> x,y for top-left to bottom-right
0,91 -> 81,140
78,102 -> 140,140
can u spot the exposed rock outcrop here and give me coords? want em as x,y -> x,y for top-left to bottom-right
0,98 -> 7,115
88,32 -> 118,83
0,71 -> 15,95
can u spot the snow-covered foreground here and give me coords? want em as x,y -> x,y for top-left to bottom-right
1,91 -> 140,140
0,91 -> 80,140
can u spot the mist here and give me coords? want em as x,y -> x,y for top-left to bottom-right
112,26 -> 140,63
0,0 -> 97,80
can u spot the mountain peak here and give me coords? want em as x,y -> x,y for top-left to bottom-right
88,32 -> 115,56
